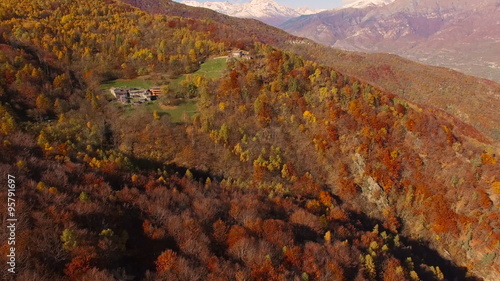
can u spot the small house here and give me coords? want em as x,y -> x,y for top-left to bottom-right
229,49 -> 251,60
231,50 -> 243,58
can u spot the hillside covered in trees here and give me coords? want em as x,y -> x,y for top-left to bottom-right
0,0 -> 499,280
124,0 -> 500,143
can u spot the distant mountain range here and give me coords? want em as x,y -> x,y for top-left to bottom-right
343,0 -> 396,9
178,0 -> 499,82
281,0 -> 500,82
180,0 -> 322,26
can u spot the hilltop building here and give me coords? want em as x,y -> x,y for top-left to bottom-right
109,86 -> 160,104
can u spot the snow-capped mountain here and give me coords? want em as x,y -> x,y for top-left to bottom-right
180,0 -> 322,26
343,0 -> 396,9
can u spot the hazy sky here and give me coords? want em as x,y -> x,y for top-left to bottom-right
178,0 -> 352,10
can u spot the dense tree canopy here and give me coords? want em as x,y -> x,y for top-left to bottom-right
0,0 -> 499,280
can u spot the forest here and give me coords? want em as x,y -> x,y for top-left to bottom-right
0,0 -> 499,280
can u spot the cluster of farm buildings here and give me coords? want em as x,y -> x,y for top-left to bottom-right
110,87 -> 161,104
109,50 -> 250,104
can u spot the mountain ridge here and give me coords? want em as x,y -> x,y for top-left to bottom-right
343,0 -> 396,9
281,0 -> 500,82
179,0 -> 323,26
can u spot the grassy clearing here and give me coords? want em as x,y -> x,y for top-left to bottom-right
173,57 -> 227,86
123,101 -> 197,123
101,78 -> 152,89
196,57 -> 227,79
162,101 -> 198,123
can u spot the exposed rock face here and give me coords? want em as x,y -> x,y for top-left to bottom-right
352,153 -> 389,208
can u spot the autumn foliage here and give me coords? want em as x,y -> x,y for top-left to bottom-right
0,0 -> 498,280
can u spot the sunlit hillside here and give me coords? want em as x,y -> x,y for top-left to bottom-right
0,0 -> 499,280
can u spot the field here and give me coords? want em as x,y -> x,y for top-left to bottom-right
121,101 -> 197,123
139,101 -> 196,123
174,57 -> 227,85
196,57 -> 227,79
100,78 -> 153,89
162,102 -> 197,123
